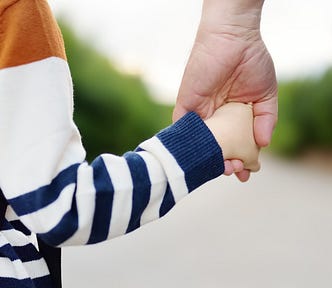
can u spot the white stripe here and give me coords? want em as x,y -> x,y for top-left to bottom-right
0,258 -> 49,281
23,259 -> 49,279
0,57 -> 85,199
0,258 -> 29,279
61,163 -> 96,246
20,184 -> 76,234
139,136 -> 188,203
102,154 -> 133,239
28,234 -> 39,251
0,247 -> 49,280
0,234 -> 9,248
5,205 -> 19,222
137,151 -> 167,225
5,206 -> 35,243
1,229 -> 38,250
1,229 -> 31,247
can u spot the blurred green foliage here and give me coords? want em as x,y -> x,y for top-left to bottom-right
60,23 -> 173,161
270,69 -> 332,156
60,22 -> 332,160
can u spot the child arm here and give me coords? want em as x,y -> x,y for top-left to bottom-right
0,0 -> 224,246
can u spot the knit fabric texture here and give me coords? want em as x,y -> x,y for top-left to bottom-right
0,0 -> 225,287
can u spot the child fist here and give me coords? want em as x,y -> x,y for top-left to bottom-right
205,102 -> 260,172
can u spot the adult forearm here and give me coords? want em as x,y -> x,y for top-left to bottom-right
200,0 -> 265,35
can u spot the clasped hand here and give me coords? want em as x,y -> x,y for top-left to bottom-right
173,14 -> 278,181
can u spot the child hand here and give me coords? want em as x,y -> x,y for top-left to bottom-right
205,102 -> 260,172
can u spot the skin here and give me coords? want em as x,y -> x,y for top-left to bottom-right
205,102 -> 260,172
173,0 -> 278,182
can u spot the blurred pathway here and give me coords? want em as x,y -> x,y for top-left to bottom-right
63,154 -> 332,288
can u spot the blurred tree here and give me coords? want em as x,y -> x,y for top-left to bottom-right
59,22 -> 332,160
59,22 -> 173,161
271,68 -> 332,156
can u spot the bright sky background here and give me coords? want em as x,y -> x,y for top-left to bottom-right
49,0 -> 332,103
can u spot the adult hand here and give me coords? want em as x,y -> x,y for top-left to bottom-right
173,0 -> 278,181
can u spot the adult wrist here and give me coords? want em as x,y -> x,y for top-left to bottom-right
199,0 -> 264,38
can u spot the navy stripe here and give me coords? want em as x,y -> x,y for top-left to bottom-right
33,275 -> 54,288
87,156 -> 114,244
1,221 -> 31,236
0,277 -> 35,288
159,183 -> 175,217
157,112 -> 224,192
124,152 -> 151,233
0,243 -> 42,262
184,156 -> 224,192
0,245 -> 19,261
14,244 -> 43,262
38,187 -> 78,246
8,164 -> 79,216
9,220 -> 31,236
0,189 -> 7,229
1,221 -> 13,231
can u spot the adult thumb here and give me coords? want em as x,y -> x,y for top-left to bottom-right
253,97 -> 278,147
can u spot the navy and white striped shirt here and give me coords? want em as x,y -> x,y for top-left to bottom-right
0,0 -> 224,287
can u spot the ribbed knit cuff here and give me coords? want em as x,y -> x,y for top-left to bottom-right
156,112 -> 224,192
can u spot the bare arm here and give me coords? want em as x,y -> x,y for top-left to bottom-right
174,0 -> 277,181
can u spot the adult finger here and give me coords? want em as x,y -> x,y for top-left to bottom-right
253,95 -> 278,147
172,104 -> 189,123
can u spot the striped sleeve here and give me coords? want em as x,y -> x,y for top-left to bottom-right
0,0 -> 225,247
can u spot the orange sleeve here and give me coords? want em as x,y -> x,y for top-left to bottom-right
0,0 -> 66,69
